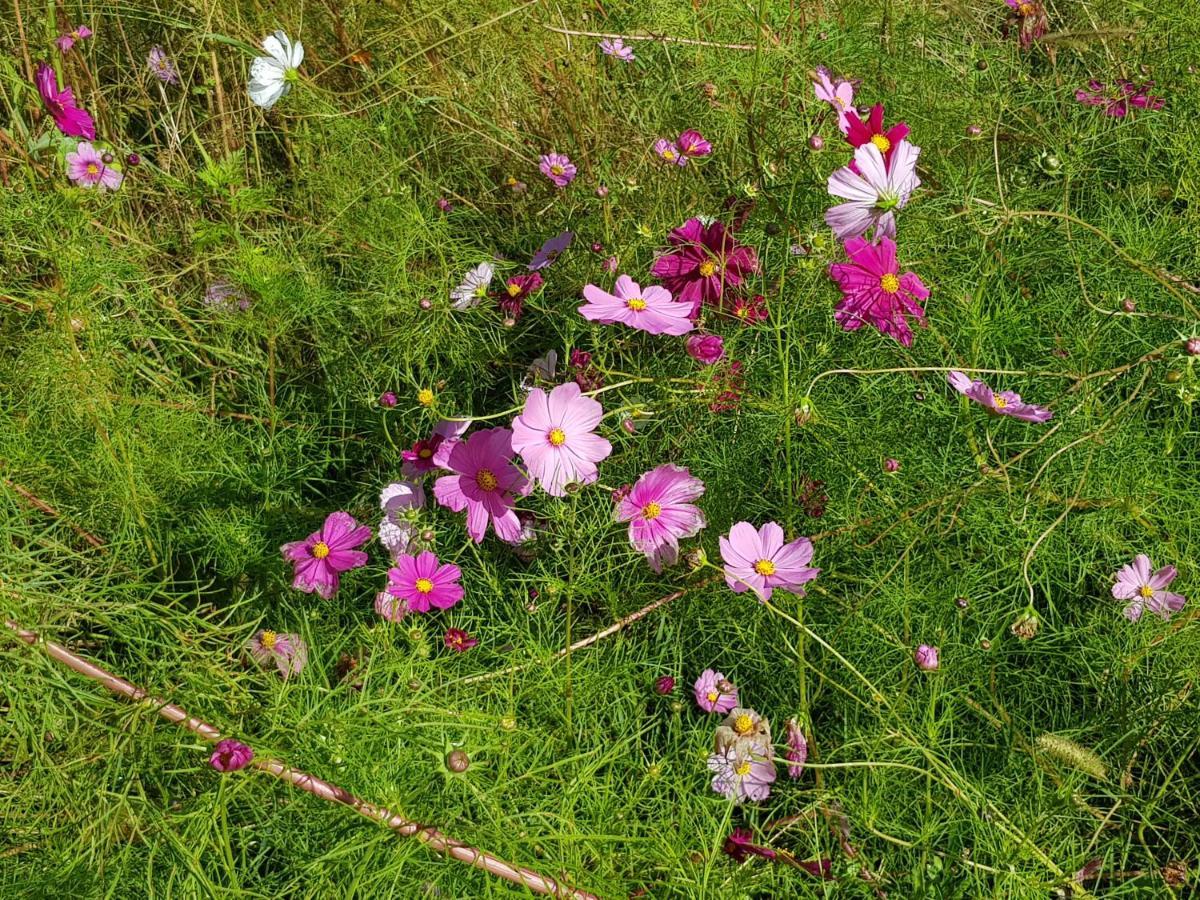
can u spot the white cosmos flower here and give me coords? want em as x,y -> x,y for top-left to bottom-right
249,30 -> 304,110
450,262 -> 494,309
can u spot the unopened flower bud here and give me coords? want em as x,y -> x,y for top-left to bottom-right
914,644 -> 940,671
654,676 -> 676,695
884,458 -> 900,472
446,749 -> 470,773
808,135 -> 824,151
966,124 -> 983,137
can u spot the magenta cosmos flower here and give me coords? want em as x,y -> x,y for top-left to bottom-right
686,333 -> 725,365
1004,0 -> 1047,48
1112,554 -> 1186,622
246,630 -> 308,678
1075,80 -> 1164,117
676,129 -> 712,159
511,382 -> 612,496
35,62 -> 95,139
599,38 -> 635,61
402,419 -> 469,477
539,152 -> 576,188
148,45 -> 180,84
826,141 -> 920,242
66,141 -> 124,191
813,66 -> 855,133
694,668 -> 738,713
386,551 -> 464,613
579,275 -> 695,336
720,521 -> 819,602
828,236 -> 928,346
707,746 -> 776,803
56,25 -> 93,52
844,104 -> 910,170
650,218 -> 759,317
433,427 -> 531,542
947,371 -> 1052,423
444,627 -> 478,652
210,739 -> 254,772
615,464 -> 706,572
280,511 -> 372,599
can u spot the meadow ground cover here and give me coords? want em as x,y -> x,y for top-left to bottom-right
2,0 -> 1199,896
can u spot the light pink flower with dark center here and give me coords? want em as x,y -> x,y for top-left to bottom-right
66,141 -> 123,191
1075,80 -> 1164,117
813,66 -> 855,133
35,62 -> 95,139
829,236 -> 928,346
676,129 -> 712,159
694,668 -> 738,713
947,371 -> 1052,423
651,218 -> 759,317
511,383 -> 612,496
281,511 -> 372,599
720,521 -> 819,602
1111,554 -> 1186,622
148,45 -> 180,84
433,427 -> 531,542
402,419 -> 469,477
539,152 -> 576,188
210,739 -> 254,772
844,104 -> 910,171
652,138 -> 686,166
444,627 -> 478,652
785,718 -> 808,778
707,746 -> 776,803
599,38 -> 635,62
825,141 -> 920,242
387,551 -> 464,613
615,464 -> 706,572
579,275 -> 694,336
246,630 -> 307,678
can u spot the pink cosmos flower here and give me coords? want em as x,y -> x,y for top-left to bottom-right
402,419 -> 469,477
148,45 -> 179,84
579,275 -> 694,336
599,38 -> 635,62
246,630 -> 307,679
720,521 -> 819,602
444,627 -> 479,652
281,512 -> 372,599
528,231 -> 573,270
732,294 -> 768,324
676,129 -> 712,159
1111,554 -> 1186,622
35,62 -> 95,139
947,371 -> 1052,423
204,280 -> 250,311
56,26 -> 93,52
1075,80 -> 1164,117
650,218 -> 759,317
539,152 -> 576,188
829,236 -> 928,346
686,334 -> 725,365
844,104 -> 910,171
66,141 -> 124,191
511,383 -> 612,496
813,66 -> 855,133
694,668 -> 739,713
387,551 -> 464,613
825,141 -> 920,242
210,739 -> 254,772
652,138 -> 686,166
785,718 -> 808,778
707,746 -> 776,803
433,427 -> 531,542
615,464 -> 706,572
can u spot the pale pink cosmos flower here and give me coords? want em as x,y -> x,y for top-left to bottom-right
56,25 -> 93,52
1111,554 -> 1186,622
511,383 -> 612,496
829,235 -> 928,346
433,427 -> 531,542
615,464 -> 706,572
579,275 -> 694,336
825,141 -> 920,241
707,746 -> 776,803
694,668 -> 738,713
210,739 -> 253,772
386,551 -> 464,613
539,152 -> 576,188
720,521 -> 819,602
813,66 -> 855,134
246,630 -> 307,679
676,129 -> 712,159
280,511 -> 372,599
947,371 -> 1052,423
375,590 -> 410,622
599,38 -> 635,61
652,138 -> 687,166
148,45 -> 180,84
66,141 -> 123,191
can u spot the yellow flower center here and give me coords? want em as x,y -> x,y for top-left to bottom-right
706,690 -> 720,703
642,501 -> 662,520
415,578 -> 434,594
834,96 -> 847,108
548,428 -> 566,446
733,714 -> 755,735
506,282 -> 521,297
417,388 -> 434,406
260,630 -> 278,650
419,448 -> 433,459
871,133 -> 892,153
506,176 -> 518,186
473,283 -> 488,297
880,273 -> 900,294
992,394 -> 1008,409
1018,1 -> 1034,13
550,164 -> 564,175
476,468 -> 499,491
311,541 -> 331,559
698,260 -> 717,278
86,163 -> 99,175
753,559 -> 775,576
735,761 -> 753,777
626,297 -> 647,311
1138,584 -> 1155,599
663,149 -> 676,161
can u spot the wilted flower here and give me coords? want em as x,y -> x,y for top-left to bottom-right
731,294 -> 768,324
1075,80 -> 1165,117
498,273 -> 543,320
378,391 -> 397,408
686,334 -> 725,365
1010,610 -> 1040,640
204,279 -> 250,312
614,464 -> 706,572
56,25 -> 93,52
35,62 -> 94,139
246,630 -> 308,678
444,627 -> 478,652
248,29 -> 304,109
654,675 -> 676,695
1112,554 -> 1186,622
599,38 -> 635,62
785,718 -> 808,778
714,707 -> 772,756
694,668 -> 738,713
884,458 -> 900,472
723,828 -> 777,862
148,45 -> 179,84
1003,0 -> 1047,48
528,231 -> 573,270
707,746 -> 776,803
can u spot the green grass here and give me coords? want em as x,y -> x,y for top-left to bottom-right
2,0 -> 1199,896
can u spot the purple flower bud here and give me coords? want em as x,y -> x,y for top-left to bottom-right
210,739 -> 254,772
379,391 -> 397,408
884,458 -> 900,473
686,334 -> 725,365
436,197 -> 453,213
808,135 -> 824,151
1185,337 -> 1200,356
914,644 -> 940,671
126,152 -> 141,167
966,124 -> 983,137
785,718 -> 808,778
621,416 -> 636,435
654,675 -> 676,695
101,151 -> 114,164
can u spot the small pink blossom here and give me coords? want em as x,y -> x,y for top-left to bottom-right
719,521 -> 819,602
1111,554 -> 1186,622
947,371 -> 1052,423
65,141 -> 123,191
387,551 -> 464,613
511,383 -> 612,496
246,630 -> 307,679
707,746 -> 776,803
402,419 -> 469,477
676,129 -> 712,159
210,739 -> 254,772
148,45 -> 179,84
444,627 -> 479,652
653,138 -> 686,166
813,66 -> 855,133
56,25 -> 93,52
694,668 -> 738,713
433,427 -> 531,542
599,38 -> 635,62
280,511 -> 372,599
579,275 -> 694,336
731,294 -> 768,325
539,152 -> 576,188
614,464 -> 706,572
686,334 -> 725,365
914,644 -> 940,671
